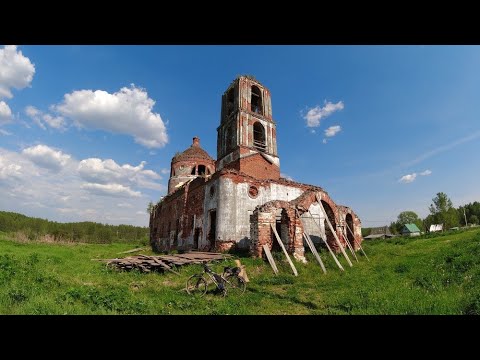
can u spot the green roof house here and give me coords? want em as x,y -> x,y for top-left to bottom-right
401,223 -> 421,237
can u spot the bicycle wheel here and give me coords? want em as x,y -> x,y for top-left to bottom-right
224,274 -> 246,296
186,274 -> 207,296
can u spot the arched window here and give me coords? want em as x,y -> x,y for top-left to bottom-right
191,166 -> 196,175
251,86 -> 263,115
226,88 -> 235,115
225,126 -> 235,151
253,122 -> 266,152
198,165 -> 206,176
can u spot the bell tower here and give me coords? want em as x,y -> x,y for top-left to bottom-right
216,75 -> 280,180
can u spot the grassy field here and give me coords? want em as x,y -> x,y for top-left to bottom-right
1,228 -> 480,315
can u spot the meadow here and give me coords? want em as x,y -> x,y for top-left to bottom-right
1,228 -> 479,314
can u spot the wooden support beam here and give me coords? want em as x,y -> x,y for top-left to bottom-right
303,233 -> 327,274
346,222 -> 370,261
270,224 -> 298,276
262,244 -> 279,275
342,227 -> 359,262
234,259 -> 250,282
300,209 -> 344,271
316,193 -> 353,267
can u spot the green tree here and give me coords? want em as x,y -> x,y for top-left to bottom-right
469,215 -> 479,225
147,201 -> 154,214
396,211 -> 423,231
429,192 -> 459,229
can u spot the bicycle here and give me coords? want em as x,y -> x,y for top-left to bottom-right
186,262 -> 246,297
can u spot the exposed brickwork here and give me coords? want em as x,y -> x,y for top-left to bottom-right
225,151 -> 280,180
150,76 -> 362,261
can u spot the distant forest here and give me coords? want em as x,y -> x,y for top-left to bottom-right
0,211 -> 149,244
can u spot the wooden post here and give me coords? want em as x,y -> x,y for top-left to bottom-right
262,244 -> 279,275
303,233 -> 327,274
342,227 -> 359,262
299,209 -> 344,271
346,222 -> 369,261
270,224 -> 298,276
234,259 -> 250,282
316,193 -> 353,267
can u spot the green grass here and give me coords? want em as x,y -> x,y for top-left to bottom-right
1,228 -> 480,314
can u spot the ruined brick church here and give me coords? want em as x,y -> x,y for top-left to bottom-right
150,75 -> 362,261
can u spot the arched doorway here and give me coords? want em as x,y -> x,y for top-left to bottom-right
271,208 -> 290,252
345,213 -> 355,249
321,200 -> 337,249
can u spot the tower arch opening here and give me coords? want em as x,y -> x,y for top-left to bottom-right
253,122 -> 266,152
251,85 -> 263,115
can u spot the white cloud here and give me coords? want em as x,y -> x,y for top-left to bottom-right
0,155 -> 22,179
304,101 -> 344,128
325,125 -> 342,137
42,114 -> 66,129
322,139 -> 327,144
0,45 -> 35,99
117,202 -> 133,208
420,169 -> 432,176
280,173 -> 294,181
77,158 -> 162,190
22,144 -> 71,172
0,129 -> 11,136
160,168 -> 170,175
0,147 -> 165,226
0,101 -> 12,125
25,105 -> 66,130
54,84 -> 168,148
81,183 -> 141,198
399,173 -> 417,183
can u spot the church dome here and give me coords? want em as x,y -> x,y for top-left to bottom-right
172,137 -> 214,163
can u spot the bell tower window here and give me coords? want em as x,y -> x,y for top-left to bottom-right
227,88 -> 235,115
253,122 -> 266,152
251,86 -> 263,115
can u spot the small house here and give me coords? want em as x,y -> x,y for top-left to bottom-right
429,224 -> 443,233
401,223 -> 421,237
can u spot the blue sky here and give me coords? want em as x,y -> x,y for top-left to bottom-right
1,45 -> 479,227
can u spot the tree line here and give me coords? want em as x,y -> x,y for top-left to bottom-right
387,192 -> 479,235
0,211 -> 149,244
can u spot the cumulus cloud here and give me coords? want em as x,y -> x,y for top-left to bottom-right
25,105 -> 66,130
0,129 -> 11,136
304,101 -> 344,128
0,101 -> 12,125
53,85 -> 168,148
81,183 -> 141,198
325,125 -> 341,137
160,168 -> 170,175
399,173 -> 417,183
0,155 -> 22,179
0,45 -> 35,99
0,146 -> 165,225
77,158 -> 162,190
420,169 -> 432,176
22,144 -> 71,172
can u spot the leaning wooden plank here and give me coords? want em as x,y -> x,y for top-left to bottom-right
303,233 -> 327,274
342,228 -> 359,262
117,247 -> 147,255
345,222 -> 370,261
270,224 -> 298,276
152,258 -> 181,275
316,193 -> 353,267
302,210 -> 344,271
262,244 -> 279,275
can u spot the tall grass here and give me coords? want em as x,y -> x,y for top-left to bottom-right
1,228 -> 479,314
